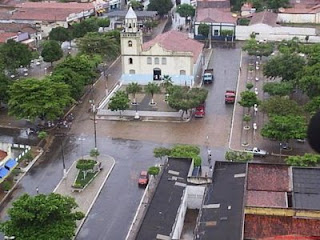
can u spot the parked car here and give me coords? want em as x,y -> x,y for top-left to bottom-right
138,171 -> 149,187
244,147 -> 268,157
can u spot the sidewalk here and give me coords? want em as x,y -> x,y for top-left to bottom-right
53,155 -> 115,237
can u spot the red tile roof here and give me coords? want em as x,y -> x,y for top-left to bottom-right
261,235 -> 319,240
196,8 -> 237,24
247,164 -> 290,192
15,1 -> 94,10
0,32 -> 16,43
11,8 -> 79,21
247,190 -> 287,208
0,150 -> 7,161
0,23 -> 36,34
279,4 -> 320,14
249,10 -> 278,26
245,215 -> 320,239
142,30 -> 204,63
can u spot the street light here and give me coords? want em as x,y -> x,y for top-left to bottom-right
55,133 -> 67,179
280,142 -> 283,161
89,100 -> 98,149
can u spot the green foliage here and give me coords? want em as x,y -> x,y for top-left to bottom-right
38,131 -> 48,140
238,18 -> 250,26
176,4 -> 195,21
170,145 -> 201,166
260,96 -> 303,116
261,115 -> 307,142
238,91 -> 260,110
19,150 -> 33,162
242,38 -> 274,57
147,0 -> 173,16
126,82 -> 142,103
49,26 -> 72,43
198,23 -> 210,37
96,17 -> 110,28
90,148 -> 100,158
220,30 -> 234,36
246,83 -> 254,90
130,0 -> 144,10
263,82 -> 293,96
263,53 -> 306,81
0,39 -> 32,72
1,180 -> 12,191
225,151 -> 253,162
144,20 -> 159,29
145,82 -> 161,103
148,166 -> 160,176
153,147 -> 171,159
76,32 -> 120,61
296,63 -> 320,98
76,159 -> 96,171
243,114 -> 251,124
285,153 -> 320,167
41,40 -> 63,65
305,96 -> 320,116
278,38 -> 301,54
71,17 -> 99,38
108,91 -> 130,116
8,78 -> 73,121
0,193 -> 84,239
161,75 -> 173,92
0,73 -> 11,104
266,0 -> 289,10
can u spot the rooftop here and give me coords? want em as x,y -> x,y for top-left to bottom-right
246,190 -> 287,208
249,10 -> 278,26
15,1 -> 94,10
135,157 -> 192,240
142,30 -> 204,63
292,168 -> 320,210
196,8 -> 237,24
106,10 -> 158,18
247,163 -> 290,192
195,161 -> 246,240
125,7 -> 137,19
0,32 -> 16,43
0,23 -> 36,34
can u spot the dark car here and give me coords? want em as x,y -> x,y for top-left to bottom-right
138,171 -> 149,187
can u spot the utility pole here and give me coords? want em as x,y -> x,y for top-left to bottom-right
208,23 -> 212,49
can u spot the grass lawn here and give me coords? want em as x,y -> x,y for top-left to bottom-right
75,171 -> 97,188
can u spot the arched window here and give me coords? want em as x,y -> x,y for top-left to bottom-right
147,57 -> 152,64
128,23 -> 132,28
155,57 -> 159,64
180,70 -> 186,75
129,58 -> 133,64
161,57 -> 167,65
128,40 -> 132,47
129,69 -> 135,74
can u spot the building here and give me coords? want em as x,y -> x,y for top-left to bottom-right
194,7 -> 237,40
0,23 -> 39,45
120,7 -> 204,86
278,3 -> 320,24
241,2 -> 256,16
196,0 -> 230,9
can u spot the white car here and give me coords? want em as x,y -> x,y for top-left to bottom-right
36,61 -> 41,66
244,147 -> 268,157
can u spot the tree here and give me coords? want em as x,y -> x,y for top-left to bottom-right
8,78 -> 73,121
0,193 -> 84,239
170,145 -> 201,166
90,148 -> 100,159
161,75 -> 173,92
285,153 -> 320,167
198,23 -> 209,37
260,96 -> 303,116
238,91 -> 260,112
49,26 -> 72,43
243,114 -> 251,128
108,91 -> 130,117
145,82 -> 161,105
148,166 -> 160,176
305,96 -> 320,116
263,53 -> 305,81
278,38 -> 301,54
38,131 -> 48,140
296,63 -> 320,98
0,73 -> 10,104
96,18 -> 110,28
242,38 -> 274,57
176,4 -> 195,24
50,68 -> 85,100
0,39 -> 32,72
261,115 -> 307,142
76,32 -> 120,61
126,82 -> 142,104
41,40 -> 63,66
71,18 -> 99,38
153,147 -> 171,160
225,150 -> 253,162
130,0 -> 144,10
266,0 -> 289,10
263,82 -> 293,96
147,0 -> 173,16
246,83 -> 254,90
76,159 -> 96,179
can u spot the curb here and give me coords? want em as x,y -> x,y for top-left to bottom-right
74,156 -> 116,238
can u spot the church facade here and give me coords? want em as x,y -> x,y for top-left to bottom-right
120,7 -> 204,86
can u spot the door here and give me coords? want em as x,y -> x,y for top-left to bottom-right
153,68 -> 161,81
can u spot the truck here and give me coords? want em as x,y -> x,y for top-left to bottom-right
225,90 -> 236,104
244,147 -> 268,157
194,103 -> 205,118
203,69 -> 214,84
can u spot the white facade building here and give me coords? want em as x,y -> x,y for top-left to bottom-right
120,7 -> 204,86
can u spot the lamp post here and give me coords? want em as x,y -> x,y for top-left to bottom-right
89,100 -> 98,149
55,133 -> 67,179
280,142 -> 282,161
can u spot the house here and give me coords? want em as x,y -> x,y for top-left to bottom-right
241,2 -> 256,16
196,0 -> 230,9
120,7 -> 204,86
278,3 -> 320,24
0,23 -> 39,46
0,143 -> 18,183
0,32 -> 16,43
194,7 -> 237,40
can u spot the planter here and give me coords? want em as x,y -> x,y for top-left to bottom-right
244,126 -> 250,130
242,142 -> 249,147
149,102 -> 157,106
72,160 -> 101,192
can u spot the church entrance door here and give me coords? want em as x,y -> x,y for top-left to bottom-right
153,68 -> 161,81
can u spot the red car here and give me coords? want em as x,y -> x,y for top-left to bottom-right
138,171 -> 149,186
195,103 -> 205,118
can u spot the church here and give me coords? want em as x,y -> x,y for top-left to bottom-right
120,7 -> 204,86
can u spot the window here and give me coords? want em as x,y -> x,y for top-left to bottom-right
147,57 -> 152,64
161,57 -> 167,65
128,23 -> 132,28
214,29 -> 219,36
129,69 -> 135,74
180,70 -> 186,75
128,40 -> 132,47
155,57 -> 159,64
129,58 -> 133,64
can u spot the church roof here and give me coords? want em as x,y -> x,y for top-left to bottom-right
125,7 -> 137,19
142,30 -> 204,63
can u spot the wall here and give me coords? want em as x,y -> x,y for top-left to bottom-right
194,22 -> 235,36
186,185 -> 205,209
278,13 -> 317,24
172,188 -> 188,240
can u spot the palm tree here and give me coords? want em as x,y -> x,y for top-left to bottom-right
126,82 -> 142,104
161,75 -> 173,93
145,82 -> 161,105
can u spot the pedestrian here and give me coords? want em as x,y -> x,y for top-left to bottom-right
36,187 -> 39,194
208,149 -> 212,162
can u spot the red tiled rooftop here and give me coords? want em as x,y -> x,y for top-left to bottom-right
247,164 -> 290,192
247,190 -> 287,208
279,4 -> 320,14
0,150 -> 7,161
0,32 -> 16,43
11,8 -> 82,21
196,8 -> 237,24
261,235 -> 319,240
245,215 -> 320,239
15,1 -> 94,10
142,30 -> 204,63
0,23 -> 36,34
249,10 -> 278,26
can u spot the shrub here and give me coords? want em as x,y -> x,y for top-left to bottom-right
90,148 -> 100,158
285,154 -> 320,167
239,18 -> 250,26
2,181 -> 12,191
76,159 -> 96,171
19,151 -> 33,162
246,83 -> 254,90
170,145 -> 201,166
225,151 -> 253,162
148,166 -> 160,176
38,131 -> 48,140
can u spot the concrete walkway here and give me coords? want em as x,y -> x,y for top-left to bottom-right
53,155 -> 115,237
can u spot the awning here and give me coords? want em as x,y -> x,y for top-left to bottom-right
0,167 -> 9,179
5,159 -> 18,170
